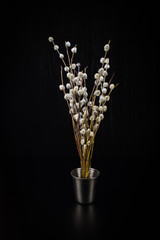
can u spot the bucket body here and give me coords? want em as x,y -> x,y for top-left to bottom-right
71,168 -> 100,204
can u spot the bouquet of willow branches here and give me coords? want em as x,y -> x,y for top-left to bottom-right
48,37 -> 118,178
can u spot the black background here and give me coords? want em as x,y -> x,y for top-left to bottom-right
1,1 -> 157,239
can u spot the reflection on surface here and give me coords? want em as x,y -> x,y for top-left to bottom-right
73,203 -> 96,227
68,203 -> 102,238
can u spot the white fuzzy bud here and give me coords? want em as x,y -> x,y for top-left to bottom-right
64,66 -> 69,72
87,140 -> 91,146
88,101 -> 92,107
77,80 -> 82,85
82,107 -> 87,112
77,89 -> 84,96
103,105 -> 107,111
54,45 -> 59,50
92,105 -> 99,111
70,73 -> 75,80
70,102 -> 74,108
67,72 -> 71,79
80,118 -> 84,125
105,58 -> 109,64
78,72 -> 83,78
93,110 -> 98,116
80,98 -> 86,106
83,73 -> 87,79
100,57 -> 105,64
59,53 -> 64,59
90,131 -> 94,137
70,89 -> 75,96
96,116 -> 101,122
83,144 -> 87,151
99,95 -> 105,103
103,82 -> 109,88
102,88 -> 107,94
94,90 -> 101,96
73,77 -> 78,83
81,138 -> 85,145
87,129 -> 91,134
94,80 -> 101,86
66,83 -> 71,89
71,47 -> 77,53
64,93 -> 72,100
73,113 -> 79,121
76,102 -> 80,108
83,92 -> 88,98
104,64 -> 110,69
109,84 -> 115,90
90,115 -> 95,121
99,106 -> 103,111
104,44 -> 110,52
80,129 -> 86,135
94,73 -> 99,79
99,114 -> 104,120
48,37 -> 54,42
103,71 -> 108,77
105,95 -> 110,101
100,76 -> 104,82
70,63 -> 76,69
82,87 -> 87,92
65,41 -> 71,47
74,86 -> 78,92
85,98 -> 88,103
59,85 -> 65,91
98,68 -> 104,74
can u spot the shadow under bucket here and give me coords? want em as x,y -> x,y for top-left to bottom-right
71,168 -> 100,204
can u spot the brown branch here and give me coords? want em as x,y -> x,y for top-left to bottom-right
65,44 -> 71,67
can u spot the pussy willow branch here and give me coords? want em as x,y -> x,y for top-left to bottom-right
65,44 -> 71,67
93,83 -> 119,138
60,63 -> 83,163
51,40 -> 67,67
52,38 -> 118,178
70,45 -> 77,66
72,118 -> 83,162
87,40 -> 110,117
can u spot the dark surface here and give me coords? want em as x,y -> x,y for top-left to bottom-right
1,2 -> 156,239
1,156 -> 151,239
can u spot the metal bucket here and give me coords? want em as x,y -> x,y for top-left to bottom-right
71,168 -> 100,204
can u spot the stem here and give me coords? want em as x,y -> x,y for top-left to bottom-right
57,39 -> 116,179
93,82 -> 119,139
71,45 -> 77,66
51,41 -> 67,67
72,118 -> 83,161
65,44 -> 71,67
61,66 -> 83,165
